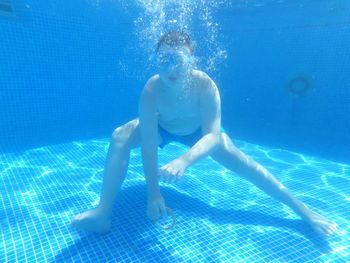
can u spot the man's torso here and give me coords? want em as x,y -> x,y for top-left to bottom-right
154,70 -> 208,136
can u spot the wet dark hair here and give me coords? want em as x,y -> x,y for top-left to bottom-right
156,31 -> 194,54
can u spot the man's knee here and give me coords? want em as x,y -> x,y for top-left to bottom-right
111,119 -> 139,150
216,133 -> 252,167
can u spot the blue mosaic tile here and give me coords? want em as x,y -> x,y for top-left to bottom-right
0,139 -> 349,262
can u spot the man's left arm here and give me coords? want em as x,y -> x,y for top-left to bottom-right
179,77 -> 222,167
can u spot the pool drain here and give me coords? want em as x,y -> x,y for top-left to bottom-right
287,74 -> 314,96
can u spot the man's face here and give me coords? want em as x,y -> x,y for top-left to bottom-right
156,45 -> 194,87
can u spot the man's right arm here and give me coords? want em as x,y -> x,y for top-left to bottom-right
138,78 -> 161,199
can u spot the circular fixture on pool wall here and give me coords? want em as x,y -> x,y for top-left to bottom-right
286,74 -> 314,97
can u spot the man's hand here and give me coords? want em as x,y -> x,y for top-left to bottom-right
159,158 -> 188,184
147,194 -> 167,221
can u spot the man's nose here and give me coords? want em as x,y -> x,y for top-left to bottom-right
165,63 -> 177,72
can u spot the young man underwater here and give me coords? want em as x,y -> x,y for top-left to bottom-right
72,31 -> 337,237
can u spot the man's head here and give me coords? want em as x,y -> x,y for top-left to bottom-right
156,31 -> 195,87
156,31 -> 194,54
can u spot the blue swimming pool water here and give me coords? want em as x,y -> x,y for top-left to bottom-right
1,0 -> 350,163
1,139 -> 349,262
1,0 -> 350,262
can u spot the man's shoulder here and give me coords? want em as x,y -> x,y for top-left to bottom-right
191,70 -> 217,93
142,74 -> 161,93
146,74 -> 160,87
192,69 -> 210,81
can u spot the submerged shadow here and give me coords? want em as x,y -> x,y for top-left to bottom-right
160,186 -> 333,254
55,184 -> 333,262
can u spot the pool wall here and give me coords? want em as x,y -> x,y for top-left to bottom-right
217,1 -> 350,163
0,1 -> 139,150
0,0 -> 349,163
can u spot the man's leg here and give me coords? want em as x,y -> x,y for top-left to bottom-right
71,118 -> 142,234
210,133 -> 337,237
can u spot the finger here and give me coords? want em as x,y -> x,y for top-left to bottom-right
169,168 -> 178,183
154,208 -> 160,221
170,174 -> 176,184
162,171 -> 169,183
170,171 -> 179,184
160,164 -> 168,172
175,170 -> 182,183
159,170 -> 168,183
165,171 -> 172,184
158,169 -> 165,178
160,204 -> 167,218
176,173 -> 181,183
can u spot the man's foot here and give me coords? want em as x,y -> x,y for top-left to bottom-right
71,208 -> 111,234
304,210 -> 338,238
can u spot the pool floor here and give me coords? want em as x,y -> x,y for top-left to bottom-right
0,139 -> 349,262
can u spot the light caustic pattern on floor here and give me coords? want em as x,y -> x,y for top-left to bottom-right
0,139 -> 349,262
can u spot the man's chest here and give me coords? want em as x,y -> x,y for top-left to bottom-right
157,94 -> 200,120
